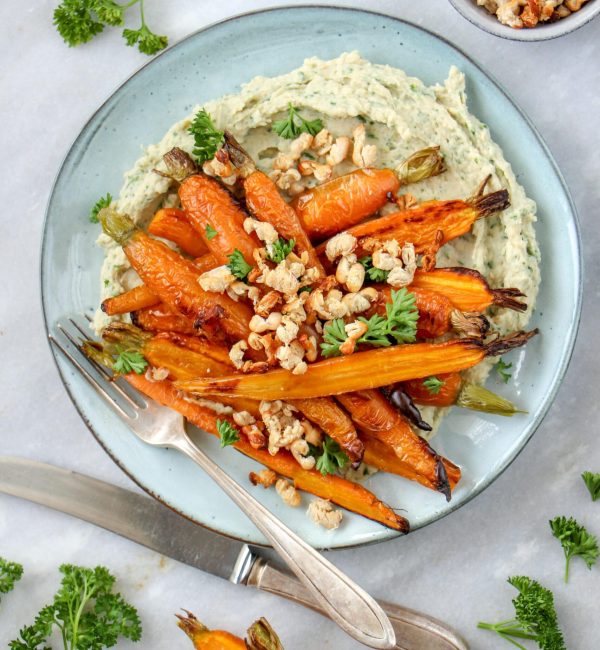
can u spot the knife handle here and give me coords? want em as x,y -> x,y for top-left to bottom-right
246,558 -> 468,650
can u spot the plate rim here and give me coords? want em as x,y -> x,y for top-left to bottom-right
40,4 -> 583,550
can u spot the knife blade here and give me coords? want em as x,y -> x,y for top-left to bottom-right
0,456 -> 467,650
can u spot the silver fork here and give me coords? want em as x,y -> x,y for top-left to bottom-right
50,314 -> 396,649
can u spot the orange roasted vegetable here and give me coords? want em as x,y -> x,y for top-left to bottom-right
193,252 -> 219,274
148,208 -> 209,258
410,267 -> 527,313
293,168 -> 400,240
101,284 -> 158,316
174,332 -> 537,401
337,390 -> 460,498
99,208 -> 253,343
290,397 -> 363,462
177,610 -> 246,650
132,303 -> 197,335
125,374 -> 409,532
319,190 -> 510,254
403,372 -> 463,407
179,174 -> 258,265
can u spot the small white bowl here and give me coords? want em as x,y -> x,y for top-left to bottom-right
448,0 -> 600,40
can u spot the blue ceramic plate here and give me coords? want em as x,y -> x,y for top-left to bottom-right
41,6 -> 581,548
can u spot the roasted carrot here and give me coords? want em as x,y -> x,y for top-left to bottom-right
174,332 -> 537,401
289,397 -> 363,462
337,390 -> 460,498
410,267 -> 527,313
292,168 -> 400,240
177,611 -> 246,650
125,374 -> 409,532
148,208 -> 209,258
101,284 -> 158,316
403,373 -> 464,407
179,174 -> 258,265
316,190 -> 509,255
193,252 -> 219,274
99,208 -> 253,342
132,303 -> 197,335
152,331 -> 234,367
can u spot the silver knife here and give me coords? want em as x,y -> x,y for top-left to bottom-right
0,456 -> 467,650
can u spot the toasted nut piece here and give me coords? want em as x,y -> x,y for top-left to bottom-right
313,129 -> 333,155
346,262 -> 365,293
275,168 -> 302,192
297,159 -> 333,182
307,499 -> 342,530
249,312 -> 283,333
276,317 -> 300,345
372,249 -> 397,271
289,132 -> 314,158
244,218 -> 279,245
290,439 -> 316,470
292,361 -> 308,375
263,264 -> 300,296
198,265 -> 236,293
335,254 -> 357,285
255,290 -> 283,317
276,478 -> 301,507
229,340 -> 248,369
325,232 -> 357,262
301,419 -> 323,446
242,423 -> 267,449
272,153 -> 295,171
275,340 -> 306,372
352,123 -> 377,168
288,182 -> 306,197
249,468 -> 277,488
339,320 -> 369,355
342,292 -> 371,315
359,286 -> 379,301
298,333 -> 318,362
326,136 -> 352,166
233,410 -> 256,427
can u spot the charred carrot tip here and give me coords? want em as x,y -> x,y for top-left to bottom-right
485,328 -> 539,357
471,189 -> 510,217
492,287 -> 528,312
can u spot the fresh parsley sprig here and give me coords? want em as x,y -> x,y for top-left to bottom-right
216,420 -> 240,447
0,557 -> 23,602
359,256 -> 390,283
53,0 -> 168,56
495,358 -> 513,383
308,436 -> 349,476
267,238 -> 296,264
423,376 -> 444,395
549,515 -> 599,582
113,349 -> 148,374
89,193 -> 112,223
272,104 -> 324,139
9,564 -> 142,650
320,288 -> 419,357
227,249 -> 253,281
188,109 -> 224,164
478,576 -> 565,650
582,471 -> 600,501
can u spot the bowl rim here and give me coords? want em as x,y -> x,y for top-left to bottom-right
447,0 -> 600,41
40,3 -> 583,550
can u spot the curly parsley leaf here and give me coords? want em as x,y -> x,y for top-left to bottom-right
272,103 -> 324,139
53,0 -> 168,56
205,223 -> 217,241
188,109 -> 224,164
359,256 -> 390,283
89,192 -> 112,223
216,420 -> 240,447
550,516 -> 599,582
423,376 -> 444,395
582,471 -> 600,502
320,289 -> 418,357
478,576 -> 565,650
495,358 -> 513,383
0,557 -> 23,602
267,238 -> 295,264
227,249 -> 253,281
308,437 -> 349,476
113,349 -> 148,375
9,564 -> 142,650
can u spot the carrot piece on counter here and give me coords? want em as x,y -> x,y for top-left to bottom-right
410,267 -> 527,313
101,284 -> 159,316
337,390 -> 460,498
125,374 -> 409,532
292,168 -> 400,240
316,190 -> 510,255
403,373 -> 463,407
177,610 -> 246,649
243,170 -> 325,275
99,208 -> 253,342
148,207 -> 209,258
179,174 -> 258,265
290,397 -> 363,462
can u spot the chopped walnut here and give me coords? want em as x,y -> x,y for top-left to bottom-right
276,478 -> 301,507
326,136 -> 351,167
339,320 -> 369,355
276,316 -> 300,345
325,232 -> 357,262
307,499 -> 343,530
387,243 -> 417,288
249,469 -> 277,488
244,218 -> 279,245
272,168 -> 302,192
290,439 -> 316,470
301,419 -> 323,446
242,424 -> 266,449
249,312 -> 282,333
352,124 -> 377,168
298,333 -> 318,362
275,340 -> 306,374
255,290 -> 282,317
233,410 -> 256,427
342,291 -> 371,315
289,132 -> 314,158
260,400 -> 304,455
198,265 -> 236,293
297,159 -> 333,182
263,263 -> 301,296
229,340 -> 248,369
145,366 -> 170,382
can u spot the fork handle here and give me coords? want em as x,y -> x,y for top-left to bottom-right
175,435 -> 396,649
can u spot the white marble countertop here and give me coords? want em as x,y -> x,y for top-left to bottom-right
1,1 -> 598,648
